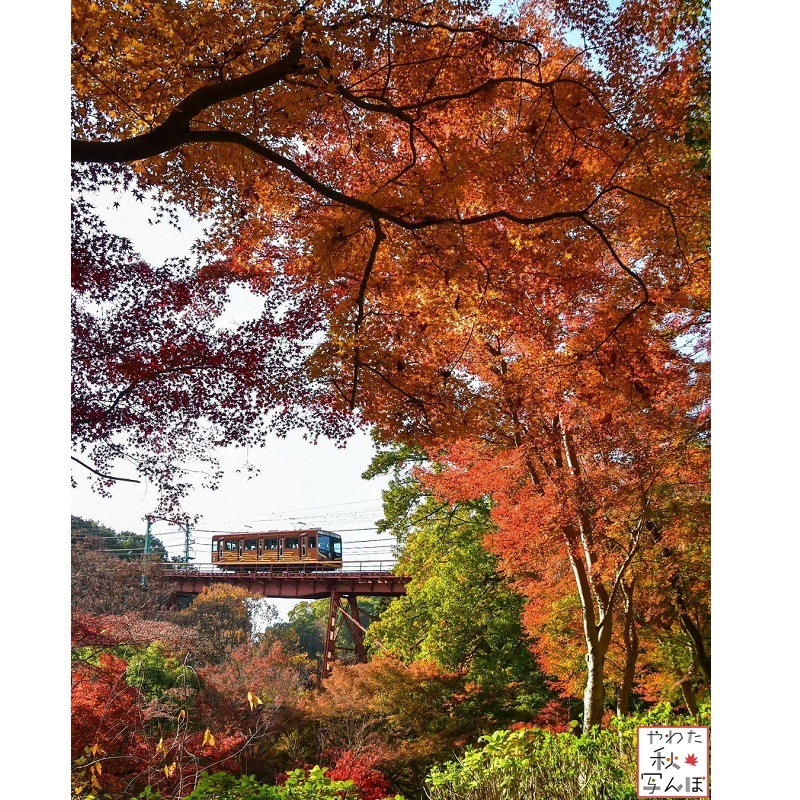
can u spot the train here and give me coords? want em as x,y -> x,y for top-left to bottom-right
211,528 -> 343,572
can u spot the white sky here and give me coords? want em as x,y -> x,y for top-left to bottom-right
71,189 -> 396,618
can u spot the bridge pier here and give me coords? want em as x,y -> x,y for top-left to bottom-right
322,593 -> 369,679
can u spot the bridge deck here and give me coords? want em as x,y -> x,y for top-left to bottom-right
165,570 -> 410,599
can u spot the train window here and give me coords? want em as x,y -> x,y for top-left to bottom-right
308,537 -> 316,549
318,534 -> 329,552
286,537 -> 299,549
332,537 -> 342,558
265,538 -> 278,550
244,539 -> 258,551
224,540 -> 238,552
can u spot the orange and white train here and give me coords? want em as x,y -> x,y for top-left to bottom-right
210,528 -> 342,571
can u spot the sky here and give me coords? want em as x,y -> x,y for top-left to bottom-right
71,188 -> 397,618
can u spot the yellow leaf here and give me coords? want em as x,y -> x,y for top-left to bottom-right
202,728 -> 216,747
156,737 -> 164,754
247,691 -> 263,711
178,709 -> 186,721
95,763 -> 102,776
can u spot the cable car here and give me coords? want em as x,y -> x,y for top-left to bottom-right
210,528 -> 342,572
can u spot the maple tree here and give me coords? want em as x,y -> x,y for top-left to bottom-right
72,0 -> 707,488
197,639 -> 313,777
72,0 -> 709,731
71,611 -> 237,799
174,584 -> 258,665
72,541 -> 174,616
326,752 -> 393,800
72,192 -> 346,509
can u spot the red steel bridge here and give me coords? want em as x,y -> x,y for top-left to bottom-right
163,562 -> 410,678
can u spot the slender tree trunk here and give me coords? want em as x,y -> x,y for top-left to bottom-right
681,678 -> 699,717
584,644 -> 609,730
557,414 -> 616,733
674,585 -> 711,683
647,523 -> 710,685
616,579 -> 639,716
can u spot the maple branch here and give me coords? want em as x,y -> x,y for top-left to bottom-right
674,584 -> 711,682
562,298 -> 649,366
71,456 -> 141,484
393,75 -> 610,118
360,362 -> 435,434
579,214 -> 649,304
71,39 -> 304,163
607,183 -> 691,265
599,521 -> 644,629
562,524 -> 600,646
335,84 -> 415,124
364,13 -> 545,61
354,220 -> 386,335
183,128 -> 598,233
645,520 -> 711,681
76,105 -> 605,236
349,220 -> 386,409
557,414 -> 610,616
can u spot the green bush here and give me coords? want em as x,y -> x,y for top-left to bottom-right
425,704 -> 710,800
135,766 -> 392,800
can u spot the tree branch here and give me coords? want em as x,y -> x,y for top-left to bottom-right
71,456 -> 141,484
71,38 -> 304,163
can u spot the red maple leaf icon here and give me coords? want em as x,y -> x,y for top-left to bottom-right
685,754 -> 698,767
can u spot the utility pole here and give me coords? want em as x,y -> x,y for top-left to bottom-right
141,515 -> 153,587
183,520 -> 192,569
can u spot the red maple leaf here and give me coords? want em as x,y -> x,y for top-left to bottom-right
685,753 -> 698,767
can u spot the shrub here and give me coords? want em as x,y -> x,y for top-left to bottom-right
425,704 -> 710,800
136,766 -> 406,800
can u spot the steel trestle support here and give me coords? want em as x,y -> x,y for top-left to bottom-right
321,592 -> 370,679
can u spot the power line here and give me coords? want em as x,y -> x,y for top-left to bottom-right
191,527 -> 381,535
205,499 -> 384,525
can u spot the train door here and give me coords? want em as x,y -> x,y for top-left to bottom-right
278,537 -> 283,558
301,536 -> 307,558
239,539 -> 243,559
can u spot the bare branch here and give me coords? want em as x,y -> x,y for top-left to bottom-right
71,456 -> 142,484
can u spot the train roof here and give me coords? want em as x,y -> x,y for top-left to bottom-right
210,528 -> 339,538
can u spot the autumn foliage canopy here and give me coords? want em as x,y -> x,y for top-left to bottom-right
72,0 -> 709,736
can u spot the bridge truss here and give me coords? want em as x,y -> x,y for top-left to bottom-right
164,567 -> 410,678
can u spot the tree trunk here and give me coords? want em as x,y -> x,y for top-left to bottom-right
557,415 -> 615,733
584,645 -> 608,731
616,580 -> 639,717
674,586 -> 711,683
681,678 -> 699,717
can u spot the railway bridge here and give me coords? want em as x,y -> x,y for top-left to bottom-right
163,565 -> 410,678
